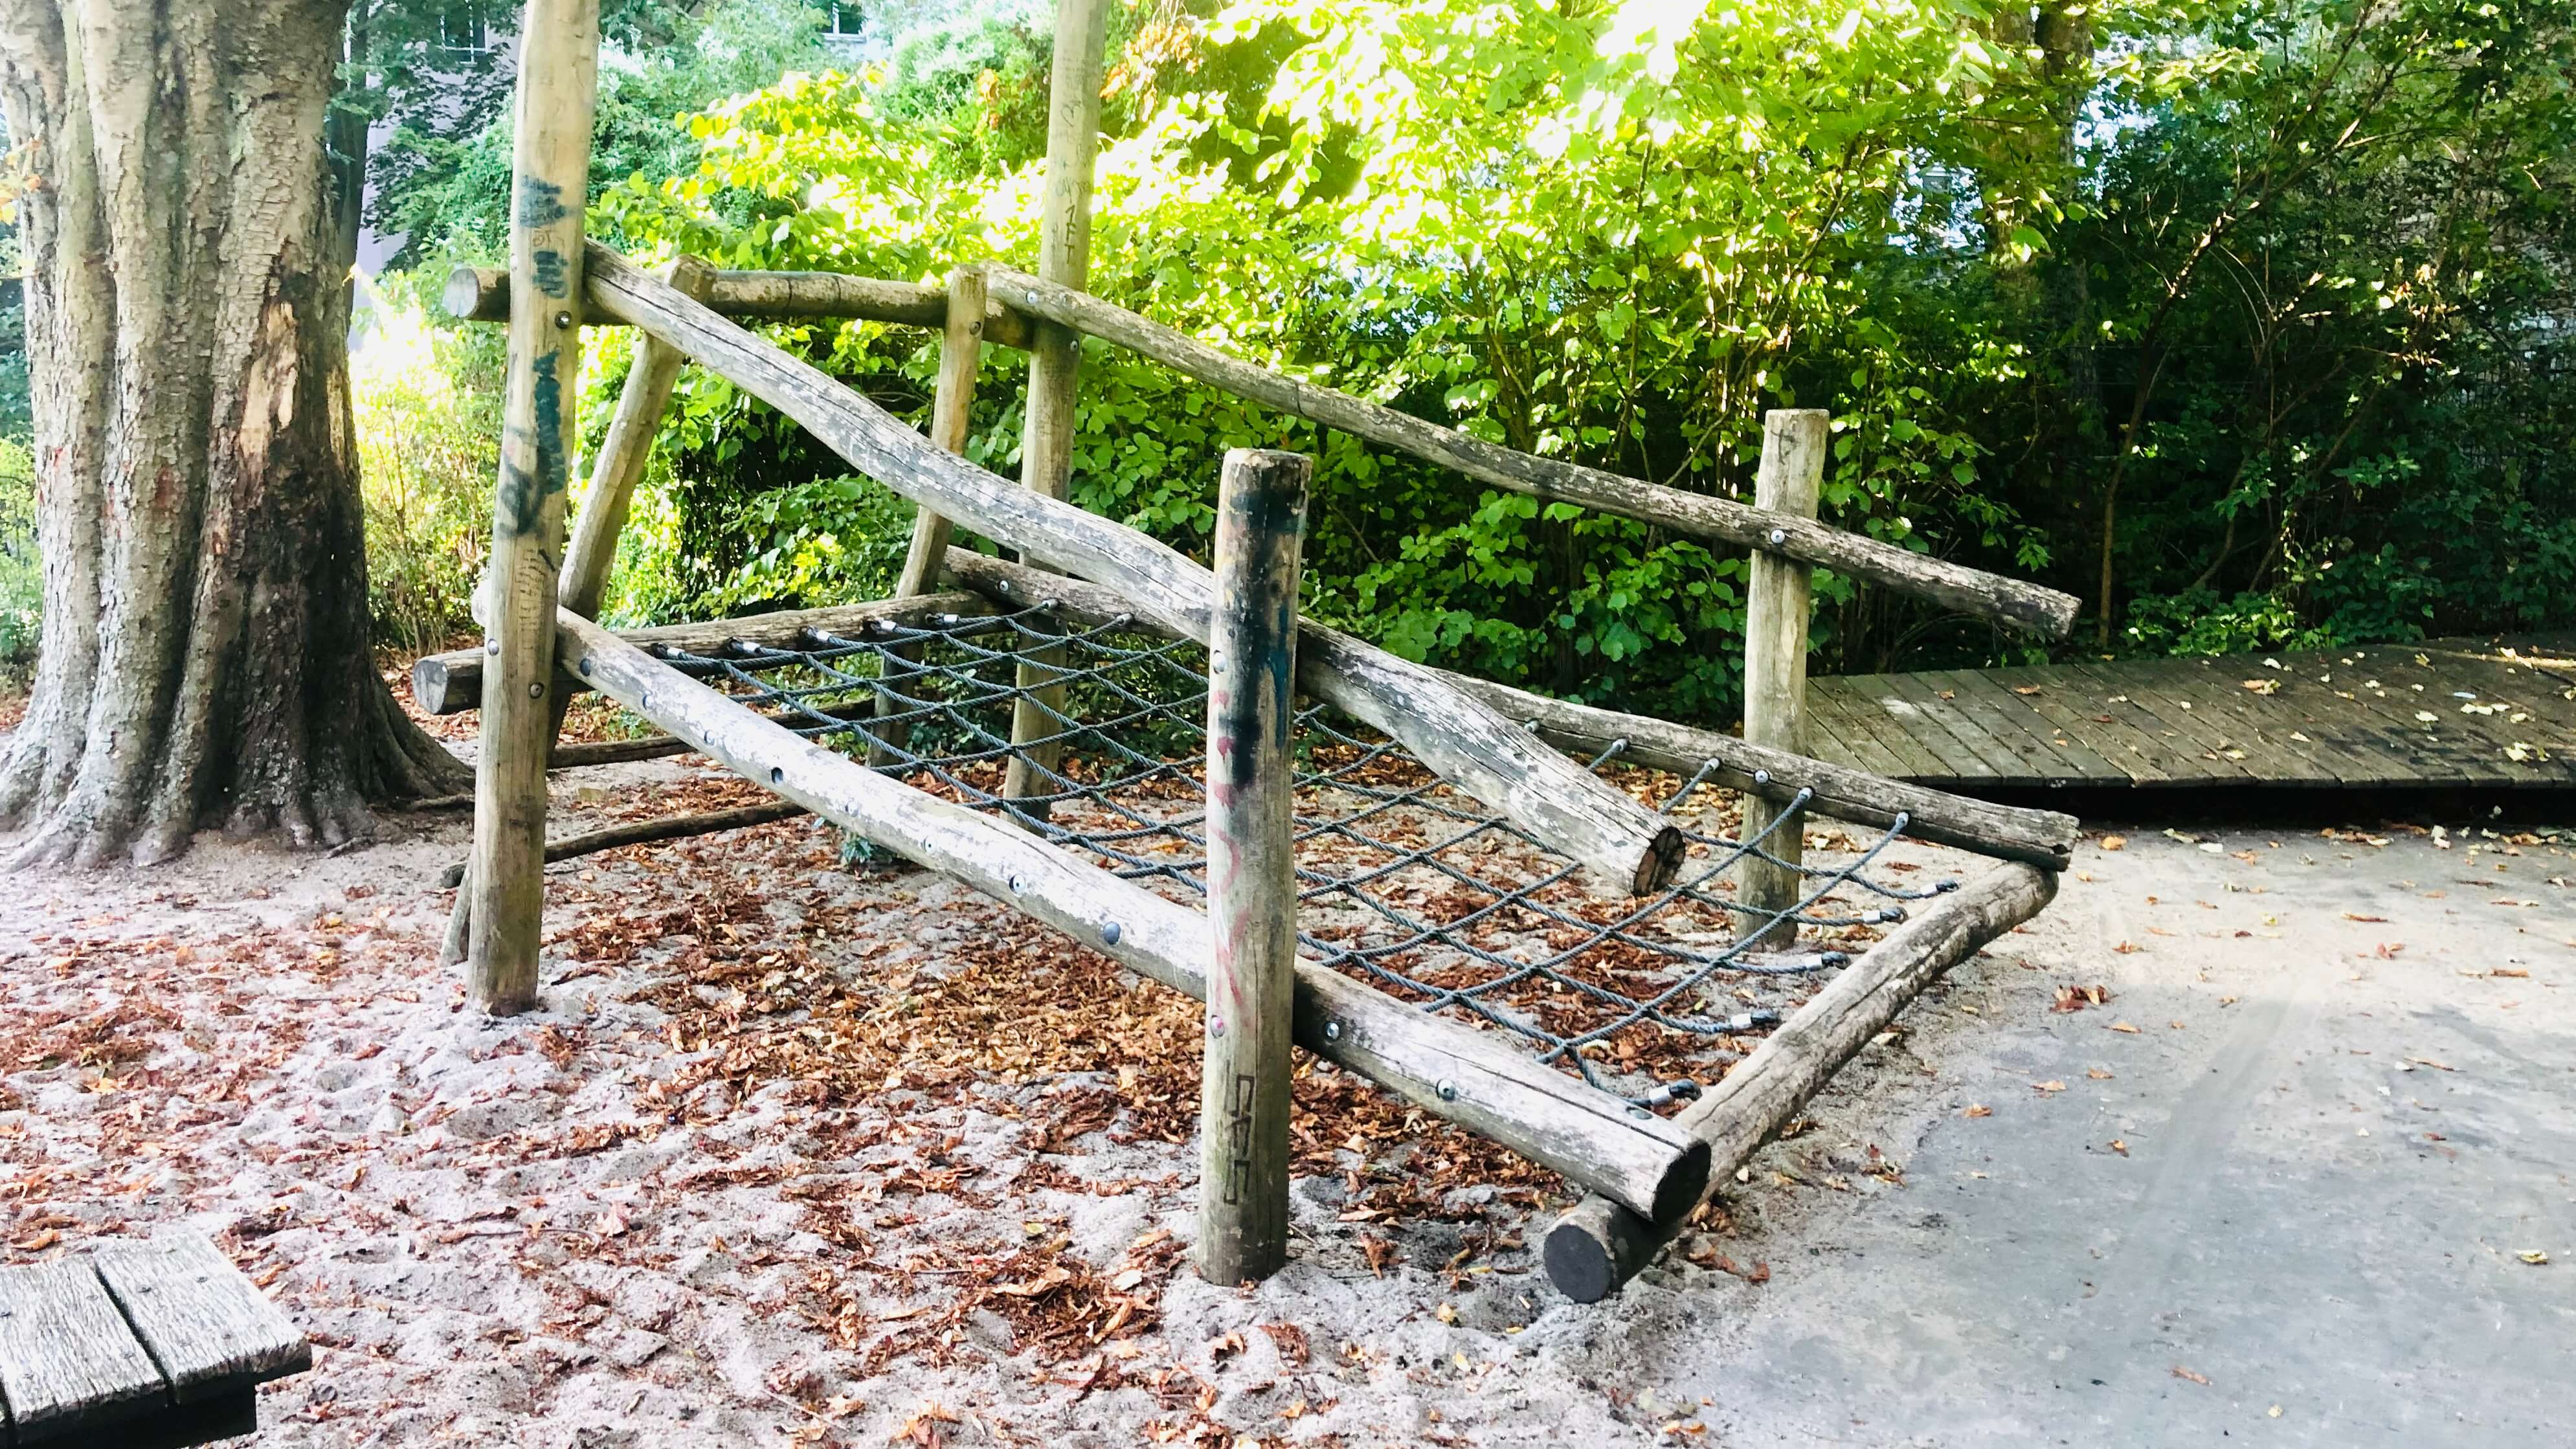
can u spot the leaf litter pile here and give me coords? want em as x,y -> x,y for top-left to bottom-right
0,726 -> 1964,1446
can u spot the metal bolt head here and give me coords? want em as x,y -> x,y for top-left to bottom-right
1101,921 -> 1122,946
554,309 -> 573,330
1753,768 -> 1770,785
577,655 -> 592,677
1626,1105 -> 1652,1120
1322,1020 -> 1342,1044
1207,1015 -> 1226,1039
486,639 -> 501,656
527,681 -> 544,699
1435,1079 -> 1458,1101
1769,528 -> 1786,545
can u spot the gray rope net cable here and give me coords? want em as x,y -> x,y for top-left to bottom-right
647,599 -> 1960,1106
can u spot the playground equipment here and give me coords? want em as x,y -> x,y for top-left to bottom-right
435,0 -> 2078,1301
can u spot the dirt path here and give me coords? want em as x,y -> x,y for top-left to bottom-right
3,763 -> 2567,1446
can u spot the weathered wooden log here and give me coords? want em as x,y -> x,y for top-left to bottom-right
941,549 -> 2080,870
552,607 -> 1710,1222
877,267 -> 992,767
466,0 -> 597,1013
1004,0 -> 1112,813
410,590 -> 994,715
444,264 -> 1035,348
982,265 -> 2079,638
1198,449 -> 1310,1285
436,800 -> 808,889
1737,410 -> 1828,944
548,736 -> 695,769
1541,861 -> 2058,1302
579,242 -> 1681,893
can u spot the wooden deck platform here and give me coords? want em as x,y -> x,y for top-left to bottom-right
1804,635 -> 2576,790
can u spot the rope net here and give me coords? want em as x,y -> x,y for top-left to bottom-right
648,600 -> 1958,1105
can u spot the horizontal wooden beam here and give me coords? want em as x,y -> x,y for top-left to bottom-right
554,606 -> 1710,1224
940,550 -> 2077,870
445,265 -> 1035,348
1540,860 -> 2058,1301
410,590 -> 995,715
983,265 -> 2079,638
579,241 -> 1681,896
435,800 -> 807,888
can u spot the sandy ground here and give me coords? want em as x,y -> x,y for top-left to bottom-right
3,756 -> 2569,1448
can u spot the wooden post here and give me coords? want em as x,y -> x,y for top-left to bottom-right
873,265 -> 991,766
1196,449 -> 1310,1286
464,0 -> 599,1013
444,255 -> 715,967
1002,0 -> 1113,813
1735,409 -> 1828,949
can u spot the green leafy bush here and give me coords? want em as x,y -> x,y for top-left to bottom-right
352,287 -> 502,660
0,435 -> 36,688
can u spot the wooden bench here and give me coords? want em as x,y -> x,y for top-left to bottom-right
0,1235 -> 308,1448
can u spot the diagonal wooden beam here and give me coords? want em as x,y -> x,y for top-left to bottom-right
984,265 -> 2080,637
578,242 -> 1683,895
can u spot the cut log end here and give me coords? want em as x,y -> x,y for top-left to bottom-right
411,655 -> 463,716
1632,824 -> 1688,895
1543,1199 -> 1651,1305
1649,1136 -> 1713,1229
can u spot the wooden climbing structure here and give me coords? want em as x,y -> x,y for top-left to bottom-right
437,0 -> 2086,1305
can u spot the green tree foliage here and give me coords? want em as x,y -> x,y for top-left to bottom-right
342,0 -> 842,273
345,0 -> 2576,728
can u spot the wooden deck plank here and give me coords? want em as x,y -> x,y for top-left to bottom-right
1968,664 -> 2181,785
2191,655 -> 2458,785
2131,658 -> 2364,785
2386,644 -> 2576,770
1905,668 -> 2096,785
2110,658 -> 2335,783
2158,658 -> 2424,787
1798,682 -> 1918,779
1860,673 -> 2035,783
2052,662 -> 2263,785
2276,653 -> 2557,785
1805,679 -> 1962,781
0,1260 -> 168,1445
1808,633 -> 2576,791
89,1237 -> 309,1404
1787,702 -> 1876,780
1929,669 -> 2128,781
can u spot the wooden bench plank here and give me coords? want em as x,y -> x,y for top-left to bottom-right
0,1260 -> 167,1445
90,1237 -> 308,1404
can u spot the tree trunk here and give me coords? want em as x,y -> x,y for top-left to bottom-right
0,0 -> 466,868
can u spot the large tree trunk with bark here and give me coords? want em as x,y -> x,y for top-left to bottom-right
0,0 -> 466,868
